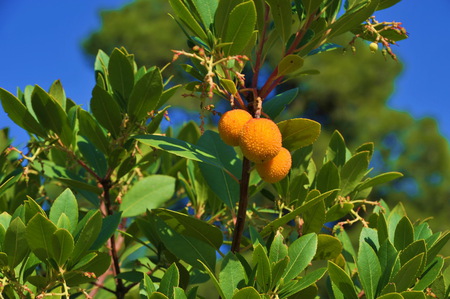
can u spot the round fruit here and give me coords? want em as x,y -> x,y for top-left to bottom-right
256,147 -> 292,183
239,118 -> 282,163
369,42 -> 378,53
218,109 -> 253,146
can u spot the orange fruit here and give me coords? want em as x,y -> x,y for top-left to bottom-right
218,109 -> 253,146
256,147 -> 292,183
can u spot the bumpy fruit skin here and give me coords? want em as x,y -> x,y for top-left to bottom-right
239,118 -> 282,163
256,147 -> 292,183
218,109 -> 253,146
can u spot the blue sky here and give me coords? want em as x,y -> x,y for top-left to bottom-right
1,0 -> 449,147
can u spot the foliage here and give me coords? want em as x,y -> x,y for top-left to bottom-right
1,0 -> 449,298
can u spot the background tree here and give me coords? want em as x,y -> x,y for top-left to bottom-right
83,0 -> 450,223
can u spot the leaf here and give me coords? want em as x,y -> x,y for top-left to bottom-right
413,256 -> 444,291
401,291 -> 425,299
150,293 -> 170,299
317,161 -> 340,193
339,151 -> 369,196
279,267 -> 327,297
4,218 -> 28,268
377,0 -> 401,10
302,200 -> 325,234
120,175 -> 176,217
314,234 -> 342,261
399,240 -> 426,266
222,1 -> 257,55
153,208 -> 223,249
0,88 -> 46,137
220,78 -> 238,95
394,216 -> 414,251
169,0 -> 208,41
277,55 -> 304,76
269,231 -> 288,264
283,233 -> 318,281
427,231 -> 450,265
325,203 -> 354,222
262,88 -> 299,120
26,213 -> 58,261
108,48 -> 134,107
159,263 -> 179,298
197,131 -> 241,209
90,85 -> 122,138
377,294 -> 403,299
128,68 -> 163,121
326,130 -> 346,167
277,118 -> 321,151
192,0 -> 218,28
49,189 -> 78,234
135,134 -> 224,168
358,172 -> 403,191
266,0 -> 292,43
232,287 -> 261,299
378,239 -> 398,293
391,253 -> 424,292
52,229 -> 74,266
140,274 -> 157,297
301,0 -> 323,15
78,138 -> 108,178
253,244 -> 272,292
215,0 -> 244,38
327,261 -> 358,299
220,252 -> 246,299
357,241 -> 381,299
78,109 -> 110,155
90,212 -> 122,250
198,260 -> 226,298
71,211 -> 102,263
271,256 -> 289,289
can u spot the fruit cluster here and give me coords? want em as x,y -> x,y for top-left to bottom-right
218,109 -> 292,183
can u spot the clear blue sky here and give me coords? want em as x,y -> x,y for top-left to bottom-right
1,0 -> 449,147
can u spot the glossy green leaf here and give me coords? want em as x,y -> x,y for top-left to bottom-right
378,239 -> 398,291
271,256 -> 289,289
377,0 -> 401,10
169,0 -> 208,41
197,131 -> 241,208
78,109 -> 110,154
153,208 -> 223,249
135,134 -> 223,168
401,291 -> 425,299
192,0 -> 218,28
220,252 -> 246,299
357,241 -> 381,299
326,130 -> 347,167
174,287 -> 188,299
358,172 -> 403,191
277,118 -> 321,151
262,88 -> 298,120
328,261 -> 358,299
284,233 -> 317,281
49,188 -> 78,234
71,211 -> 102,263
128,67 -> 163,121
220,78 -> 238,95
377,294 -> 403,299
391,253 -> 424,292
4,217 -> 28,268
159,263 -> 179,298
24,196 -> 46,224
26,213 -> 58,261
269,231 -> 288,264
147,106 -> 171,134
325,202 -> 353,222
278,55 -> 304,76
394,216 -> 414,251
108,48 -> 134,107
78,138 -> 108,178
301,0 -> 323,15
399,240 -> 426,266
120,175 -> 176,217
339,151 -> 369,196
158,84 -> 181,109
215,0 -> 243,38
279,267 -> 327,297
140,274 -> 157,297
427,231 -> 450,265
0,88 -> 47,137
414,222 -> 433,241
253,244 -> 272,292
232,287 -> 261,299
314,234 -> 342,261
90,85 -> 122,138
90,212 -> 122,250
414,256 -> 444,291
150,293 -> 170,299
302,200 -> 325,234
49,79 -> 66,110
223,1 -> 256,55
266,0 -> 292,43
52,229 -> 74,266
317,161 -> 340,194
377,213 -> 389,244
199,260 -> 226,298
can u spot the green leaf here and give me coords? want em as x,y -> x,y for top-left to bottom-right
174,287 -> 188,299
277,118 -> 321,151
78,109 -> 110,155
197,131 -> 241,209
317,161 -> 340,194
232,287 -> 261,299
325,202 -> 354,222
220,78 -> 238,95
0,88 -> 46,137
253,244 -> 272,292
90,212 -> 122,250
192,0 -> 218,28
377,294 -> 403,299
279,267 -> 327,297
283,233 -> 318,281
135,134 -> 224,168
215,0 -> 244,38
223,1 -> 257,55
326,130 -> 346,167
49,79 -> 66,110
78,138 -> 108,178
358,172 -> 403,191
314,234 -> 342,261
391,253 -> 424,292
302,200 -> 325,234
153,208 -> 223,249
414,256 -> 444,291
90,85 -> 122,138
26,213 -> 58,261
199,260 -> 226,298
399,240 -> 426,266
140,274 -> 157,297
378,239 -> 398,293
108,48 -> 134,108
301,0 -> 323,16
169,0 -> 208,41
220,252 -> 246,299
357,241 -> 381,299
262,88 -> 299,120
339,151 -> 369,196
277,55 -> 304,76
159,263 -> 179,298
4,218 -> 28,268
71,211 -> 102,263
158,85 -> 181,109
414,222 -> 433,241
52,229 -> 74,266
31,85 -> 73,146
271,256 -> 289,289
120,175 -> 176,217
327,261 -> 358,299
147,106 -> 171,134
150,293 -> 170,299
377,0 -> 401,10
49,189 -> 78,233
427,231 -> 450,265
401,291 -> 425,299
269,231 -> 288,264
128,68 -> 163,121
266,0 -> 292,43
377,213 -> 389,244
394,216 -> 414,251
